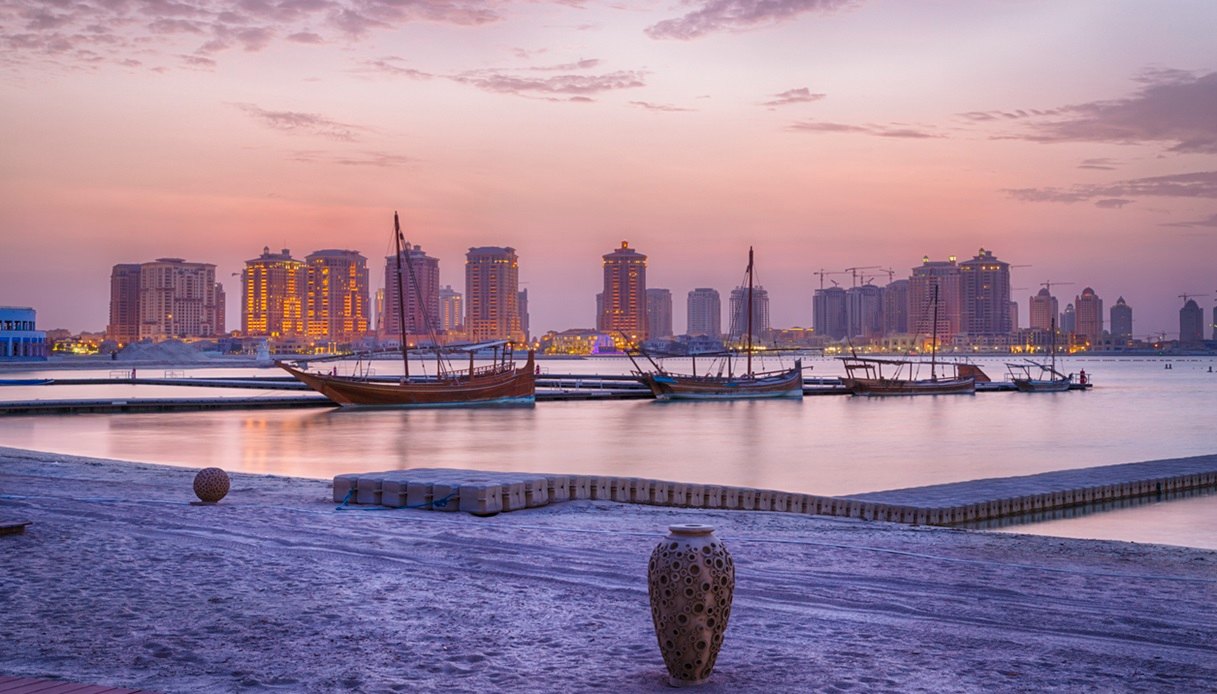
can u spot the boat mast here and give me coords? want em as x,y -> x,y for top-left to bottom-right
930,283 -> 939,381
746,246 -> 754,376
393,212 -> 409,378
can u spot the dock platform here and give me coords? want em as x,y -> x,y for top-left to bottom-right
334,454 -> 1217,526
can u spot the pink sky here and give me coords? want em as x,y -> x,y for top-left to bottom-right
2,0 -> 1216,338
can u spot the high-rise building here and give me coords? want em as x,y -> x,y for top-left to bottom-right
600,241 -> 647,345
883,279 -> 910,336
241,247 -> 305,338
439,286 -> 463,332
305,249 -> 369,342
137,258 -> 225,341
1009,301 -> 1019,332
382,243 -> 439,341
1180,299 -> 1204,346
107,263 -> 142,345
845,284 -> 884,339
518,289 -> 530,342
813,286 -> 847,340
686,288 -> 721,337
1028,288 -> 1058,331
1074,287 -> 1103,345
1060,303 -> 1076,334
1110,296 -> 1133,341
646,288 -> 673,339
595,293 -> 604,330
958,248 -> 1011,336
728,286 -> 770,341
910,256 -> 962,344
465,246 -> 525,344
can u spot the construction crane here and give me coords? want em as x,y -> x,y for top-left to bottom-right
813,269 -> 847,290
1177,292 -> 1209,304
843,265 -> 880,288
1041,280 -> 1074,295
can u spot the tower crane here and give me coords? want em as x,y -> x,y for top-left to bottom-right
812,269 -> 847,290
843,265 -> 880,288
1177,292 -> 1209,304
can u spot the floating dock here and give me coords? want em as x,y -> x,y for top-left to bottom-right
333,454 -> 1217,525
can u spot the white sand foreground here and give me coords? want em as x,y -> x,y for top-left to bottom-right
1,446 -> 1215,693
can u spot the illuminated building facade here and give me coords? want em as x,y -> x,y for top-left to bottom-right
465,246 -> 525,344
1074,287 -> 1103,346
439,286 -> 463,332
600,241 -> 647,345
1110,296 -> 1133,340
686,288 -> 721,338
305,250 -> 369,343
241,247 -> 305,338
1029,288 -> 1058,332
646,288 -> 673,339
910,256 -> 962,345
381,244 -> 440,341
1060,303 -> 1076,334
728,285 -> 770,341
107,264 -> 142,345
136,258 -> 225,341
0,307 -> 48,360
844,284 -> 883,339
958,248 -> 1011,336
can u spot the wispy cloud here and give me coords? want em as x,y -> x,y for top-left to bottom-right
646,0 -> 855,41
233,103 -> 367,141
761,87 -> 825,107
1078,158 -> 1119,171
630,101 -> 693,112
290,150 -> 410,167
1161,212 -> 1217,228
1005,171 -> 1217,206
452,68 -> 645,98
360,56 -> 434,79
985,70 -> 1217,154
788,120 -> 939,139
1094,198 -> 1134,209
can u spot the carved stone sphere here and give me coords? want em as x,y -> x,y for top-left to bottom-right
193,467 -> 230,503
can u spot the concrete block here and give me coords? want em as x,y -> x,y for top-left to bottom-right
459,483 -> 503,516
431,482 -> 460,512
631,478 -> 654,504
356,476 -> 383,506
380,478 -> 408,508
501,481 -> 526,511
333,473 -> 360,503
723,487 -> 739,509
522,476 -> 549,507
669,483 -> 688,507
570,476 -> 592,501
703,486 -> 723,509
590,476 -> 612,500
770,492 -> 789,513
739,489 -> 756,511
612,477 -> 633,503
687,484 -> 705,508
755,490 -> 773,512
406,481 -> 434,509
546,475 -> 570,503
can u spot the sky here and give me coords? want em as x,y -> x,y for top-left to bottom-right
2,0 -> 1216,338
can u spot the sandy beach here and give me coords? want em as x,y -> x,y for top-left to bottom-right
1,446 -> 1214,693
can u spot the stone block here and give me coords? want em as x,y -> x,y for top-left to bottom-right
380,478 -> 408,508
739,489 -> 756,511
702,486 -> 723,509
631,478 -> 654,504
723,487 -> 739,509
547,476 -> 570,503
755,490 -> 773,512
459,483 -> 503,516
571,476 -> 592,500
431,482 -> 461,512
406,481 -> 434,509
669,483 -> 688,507
522,476 -> 549,507
770,493 -> 789,513
590,476 -> 612,501
333,473 -> 360,503
651,480 -> 671,505
501,481 -> 527,511
612,478 -> 633,503
686,484 -> 705,508
356,475 -> 383,506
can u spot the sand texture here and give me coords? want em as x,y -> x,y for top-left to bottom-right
1,446 -> 1215,692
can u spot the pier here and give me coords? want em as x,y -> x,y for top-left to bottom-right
333,454 -> 1217,525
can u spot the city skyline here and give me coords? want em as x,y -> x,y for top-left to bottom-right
2,2 -> 1216,337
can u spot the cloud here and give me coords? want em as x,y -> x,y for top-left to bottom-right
988,70 -> 1217,154
1161,212 -> 1217,228
452,69 -> 645,97
788,119 -> 939,138
630,100 -> 693,112
1094,198 -> 1133,209
1078,158 -> 1119,171
290,150 -> 410,167
0,0 -> 507,69
528,58 -> 600,71
646,0 -> 855,41
1006,171 -> 1217,204
360,56 -> 434,79
233,103 -> 367,141
761,87 -> 825,107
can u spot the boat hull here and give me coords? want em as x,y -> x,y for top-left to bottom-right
639,365 -> 804,401
280,352 -> 536,407
1012,379 -> 1071,393
841,377 -> 976,396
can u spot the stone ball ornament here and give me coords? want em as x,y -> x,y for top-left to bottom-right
193,467 -> 231,503
647,524 -> 735,687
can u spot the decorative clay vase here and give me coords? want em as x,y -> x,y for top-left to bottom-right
193,467 -> 230,503
647,524 -> 735,687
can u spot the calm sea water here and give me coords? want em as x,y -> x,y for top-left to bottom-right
2,355 -> 1215,549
